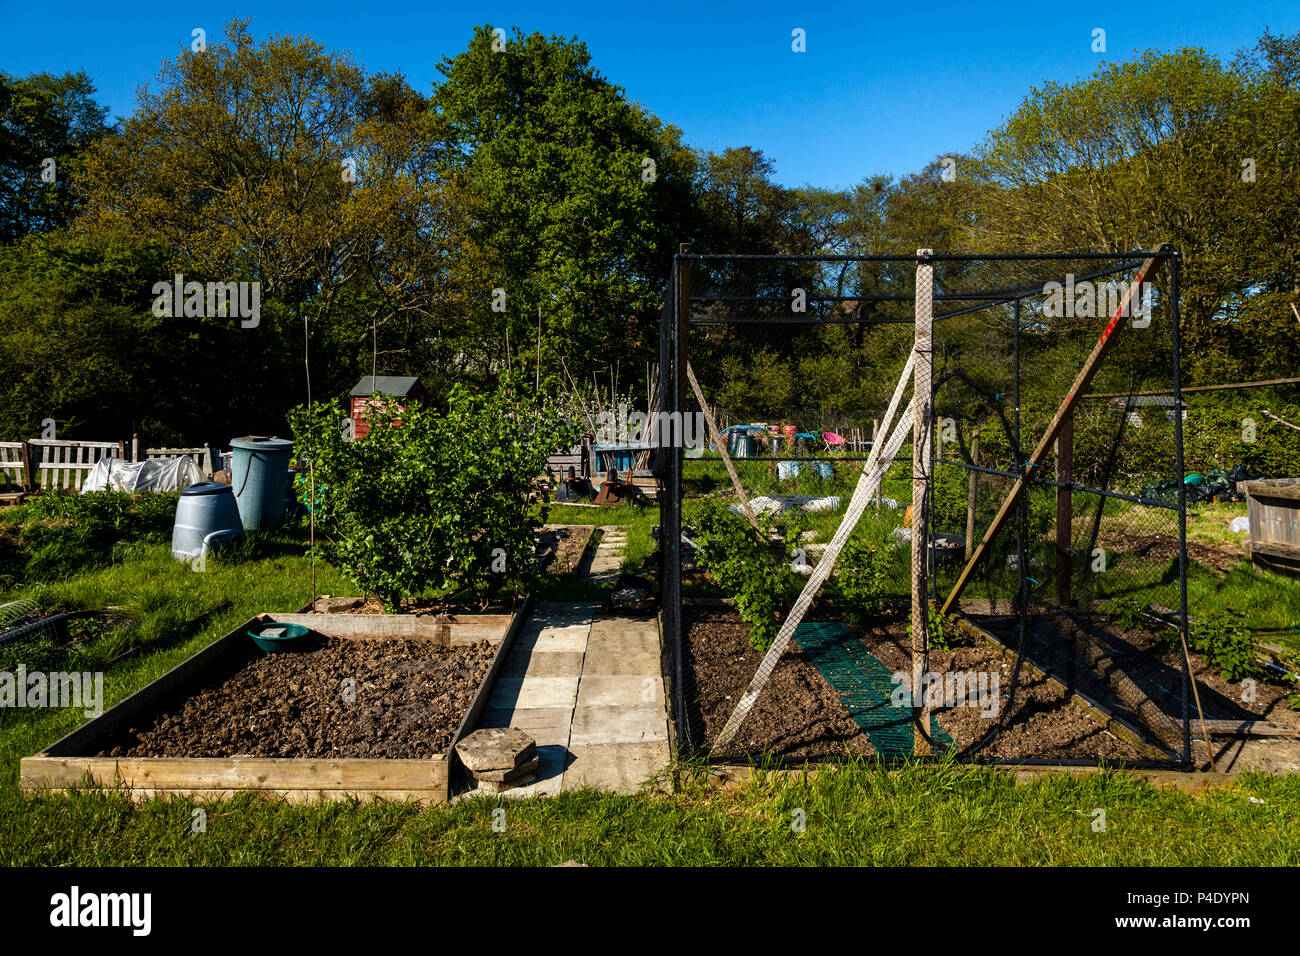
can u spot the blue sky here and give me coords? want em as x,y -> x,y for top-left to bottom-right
2,0 -> 1296,189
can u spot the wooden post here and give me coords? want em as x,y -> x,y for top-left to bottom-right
1056,410 -> 1074,606
912,249 -> 934,755
941,245 -> 1170,616
965,428 -> 980,562
19,440 -> 33,493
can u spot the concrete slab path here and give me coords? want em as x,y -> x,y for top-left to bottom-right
584,526 -> 627,583
468,602 -> 669,798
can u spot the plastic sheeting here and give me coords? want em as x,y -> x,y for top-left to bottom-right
80,456 -> 204,493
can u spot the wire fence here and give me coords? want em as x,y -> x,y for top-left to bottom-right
653,249 -> 1253,768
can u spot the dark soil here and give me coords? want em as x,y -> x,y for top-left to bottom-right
99,637 -> 497,759
976,607 -> 1300,749
1098,530 -> 1244,575
340,597 -> 517,615
684,610 -> 873,761
683,606 -> 1142,762
535,525 -> 595,575
859,613 -> 1141,761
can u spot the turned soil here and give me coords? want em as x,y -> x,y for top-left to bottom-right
684,606 -> 1143,761
685,609 -> 873,761
975,607 -> 1300,751
535,525 -> 595,575
99,637 -> 496,759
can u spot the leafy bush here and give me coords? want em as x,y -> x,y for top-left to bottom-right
694,501 -> 800,653
834,532 -> 893,624
1193,609 -> 1261,681
289,381 -> 577,610
906,603 -> 952,651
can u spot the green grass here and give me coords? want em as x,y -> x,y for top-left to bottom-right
1,500 -> 1296,866
0,530 -> 352,792
1,760 -> 1296,865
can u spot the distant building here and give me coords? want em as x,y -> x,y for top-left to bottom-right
348,375 -> 425,439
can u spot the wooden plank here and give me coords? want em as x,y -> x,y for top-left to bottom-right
20,788 -> 447,805
942,246 -> 1172,615
1201,720 -> 1299,737
270,612 -> 512,643
1242,479 -> 1300,504
1083,376 -> 1300,399
22,602 -> 534,804
964,428 -> 980,561
447,595 -> 534,770
1248,539 -> 1300,561
700,762 -> 1236,793
20,756 -> 445,791
1055,411 -> 1074,605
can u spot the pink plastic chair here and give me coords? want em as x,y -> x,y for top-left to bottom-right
823,431 -> 845,452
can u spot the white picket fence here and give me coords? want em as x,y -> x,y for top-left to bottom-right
0,437 -> 214,495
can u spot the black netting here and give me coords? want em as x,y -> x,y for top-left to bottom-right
658,250 -> 1220,768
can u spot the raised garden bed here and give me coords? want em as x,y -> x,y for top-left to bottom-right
20,598 -> 532,804
535,524 -> 596,575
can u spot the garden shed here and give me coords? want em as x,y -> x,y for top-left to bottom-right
349,375 -> 425,440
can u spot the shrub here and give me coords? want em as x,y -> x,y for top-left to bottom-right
694,501 -> 800,653
289,381 -> 577,611
1193,608 -> 1261,681
834,532 -> 893,624
906,603 -> 952,651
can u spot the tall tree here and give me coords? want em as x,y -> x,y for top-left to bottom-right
431,26 -> 698,388
74,20 -> 482,431
0,71 -> 110,242
971,38 -> 1300,382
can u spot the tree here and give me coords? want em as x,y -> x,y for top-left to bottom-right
0,231 -> 165,440
971,38 -> 1300,382
75,19 -> 486,432
0,71 -> 110,242
431,26 -> 698,389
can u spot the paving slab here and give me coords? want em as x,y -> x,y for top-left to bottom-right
513,624 -> 590,654
564,741 -> 671,793
529,602 -> 600,626
576,675 -> 664,708
487,676 -> 580,711
589,615 -> 658,635
478,706 -> 574,738
500,650 -> 586,679
585,627 -> 660,657
582,645 -> 662,676
569,704 -> 669,746
469,600 -> 669,797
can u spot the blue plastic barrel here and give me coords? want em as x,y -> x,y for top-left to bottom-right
229,436 -> 294,531
171,482 -> 244,563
